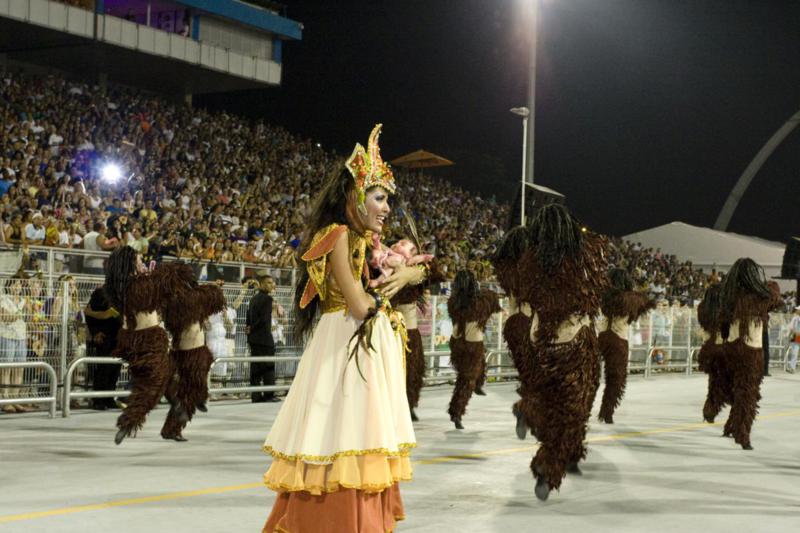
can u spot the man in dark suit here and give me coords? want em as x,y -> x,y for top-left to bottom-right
246,271 -> 281,402
84,285 -> 123,410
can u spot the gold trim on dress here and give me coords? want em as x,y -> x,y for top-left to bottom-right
263,442 -> 416,463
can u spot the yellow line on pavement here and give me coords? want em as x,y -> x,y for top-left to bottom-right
0,483 -> 263,524
3,409 -> 799,524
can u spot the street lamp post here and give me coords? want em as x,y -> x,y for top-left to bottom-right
510,106 -> 530,225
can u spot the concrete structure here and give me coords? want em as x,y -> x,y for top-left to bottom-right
2,374 -> 800,532
0,0 -> 302,95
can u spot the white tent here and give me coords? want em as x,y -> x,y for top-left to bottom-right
623,221 -> 791,290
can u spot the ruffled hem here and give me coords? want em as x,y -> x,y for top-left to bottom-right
263,482 -> 405,533
264,453 -> 413,495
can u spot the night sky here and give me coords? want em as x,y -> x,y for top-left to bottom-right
197,0 -> 800,243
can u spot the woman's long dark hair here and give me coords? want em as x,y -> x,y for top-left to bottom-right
450,269 -> 479,335
293,166 -> 358,345
493,225 -> 530,265
697,283 -> 722,331
527,204 -> 583,271
608,268 -> 634,292
105,246 -> 139,312
719,257 -> 770,318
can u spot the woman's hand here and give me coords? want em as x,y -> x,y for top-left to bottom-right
379,264 -> 425,300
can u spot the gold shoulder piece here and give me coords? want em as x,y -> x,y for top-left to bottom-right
299,224 -> 348,309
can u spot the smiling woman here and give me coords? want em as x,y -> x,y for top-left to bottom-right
261,125 -> 426,533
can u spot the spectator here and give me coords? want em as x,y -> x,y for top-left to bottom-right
83,222 -> 117,274
246,271 -> 281,402
0,273 -> 30,413
24,213 -> 45,245
84,285 -> 123,409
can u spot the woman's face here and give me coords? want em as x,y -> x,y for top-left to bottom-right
364,187 -> 391,234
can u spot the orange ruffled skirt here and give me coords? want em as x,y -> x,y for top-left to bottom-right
263,483 -> 404,533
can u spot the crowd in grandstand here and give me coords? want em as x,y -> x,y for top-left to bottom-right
0,71 -> 506,280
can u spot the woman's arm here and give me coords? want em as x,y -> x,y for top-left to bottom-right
330,232 -> 375,321
379,264 -> 427,300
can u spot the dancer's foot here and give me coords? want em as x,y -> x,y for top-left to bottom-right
410,408 -> 419,422
474,388 -> 486,396
114,427 -> 129,445
702,403 -> 718,423
741,443 -> 753,450
722,431 -> 732,438
196,402 -> 207,413
513,406 -> 527,440
451,415 -> 464,430
566,462 -> 582,475
534,476 -> 551,501
599,413 -> 613,424
163,434 -> 188,442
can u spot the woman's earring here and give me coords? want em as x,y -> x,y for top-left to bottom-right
357,203 -> 368,218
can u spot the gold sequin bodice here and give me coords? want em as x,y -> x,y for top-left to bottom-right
310,227 -> 368,314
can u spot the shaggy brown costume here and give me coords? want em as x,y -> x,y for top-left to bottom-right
161,346 -> 216,439
518,233 -> 609,495
113,326 -> 171,436
492,227 -> 537,434
527,328 -> 599,490
719,285 -> 779,449
446,289 -> 501,422
503,313 -> 536,430
403,330 -> 425,410
697,286 -> 731,424
392,260 -> 444,420
722,339 -> 762,447
160,278 -> 225,439
598,291 -> 654,423
112,259 -> 224,442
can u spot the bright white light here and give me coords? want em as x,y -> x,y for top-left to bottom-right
101,163 -> 122,183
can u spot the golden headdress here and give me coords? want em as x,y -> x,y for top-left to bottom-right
345,123 -> 397,205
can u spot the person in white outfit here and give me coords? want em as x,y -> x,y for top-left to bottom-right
206,280 -> 250,379
787,306 -> 800,373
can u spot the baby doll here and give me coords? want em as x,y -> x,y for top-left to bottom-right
369,235 -> 434,287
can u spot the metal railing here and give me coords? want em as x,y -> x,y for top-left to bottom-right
63,357 -> 129,418
207,356 -> 301,396
0,244 -> 297,286
0,362 -> 58,418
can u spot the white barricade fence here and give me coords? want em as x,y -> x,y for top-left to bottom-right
0,361 -> 58,418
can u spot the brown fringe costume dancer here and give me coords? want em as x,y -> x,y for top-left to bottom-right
698,284 -> 731,425
715,259 -> 780,450
517,204 -> 608,501
105,247 -> 224,445
492,225 -> 536,439
159,279 -> 225,441
446,270 -> 501,429
597,268 -> 654,424
392,260 -> 444,422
